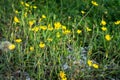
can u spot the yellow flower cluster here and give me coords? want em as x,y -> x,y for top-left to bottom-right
59,71 -> 67,80
20,1 -> 37,9
87,60 -> 99,69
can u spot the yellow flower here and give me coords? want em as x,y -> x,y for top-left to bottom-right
62,25 -> 66,30
25,3 -> 30,7
114,20 -> 120,25
24,12 -> 27,17
93,64 -> 99,69
63,29 -> 71,34
47,38 -> 53,42
15,10 -> 19,14
48,24 -> 53,31
42,14 -> 46,19
40,26 -> 47,30
14,16 -> 20,23
30,46 -> 34,51
20,1 -> 24,5
100,20 -> 106,26
39,42 -> 45,48
56,32 -> 60,38
33,6 -> 37,9
31,27 -> 39,32
86,27 -> 92,32
59,71 -> 66,79
62,77 -> 67,80
77,29 -> 82,34
101,26 -> 107,31
87,60 -> 92,66
29,20 -> 35,27
91,1 -> 98,6
105,34 -> 111,41
15,39 -> 22,43
81,10 -> 85,14
54,22 -> 62,30
8,44 -> 16,50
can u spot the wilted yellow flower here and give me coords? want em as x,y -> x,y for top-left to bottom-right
42,14 -> 46,19
14,16 -> 20,23
93,64 -> 99,69
81,10 -> 85,14
59,71 -> 66,79
0,41 -> 16,52
101,26 -> 107,31
100,20 -> 106,26
56,32 -> 60,38
47,38 -> 53,42
39,42 -> 45,48
105,34 -> 111,41
91,1 -> 98,6
87,60 -> 92,66
77,29 -> 82,34
114,20 -> 120,25
8,44 -> 15,50
30,46 -> 34,51
54,22 -> 62,30
15,39 -> 22,43
86,27 -> 92,32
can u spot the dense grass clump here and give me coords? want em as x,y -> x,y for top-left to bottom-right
0,0 -> 120,80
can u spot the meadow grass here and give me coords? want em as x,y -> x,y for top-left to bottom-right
0,0 -> 120,80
